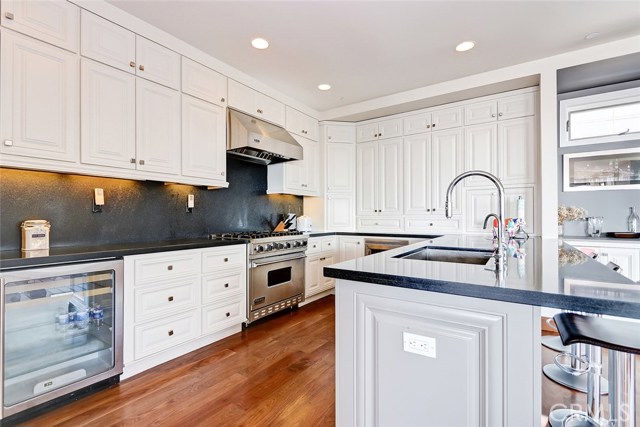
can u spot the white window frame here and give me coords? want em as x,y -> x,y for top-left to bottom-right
559,87 -> 640,147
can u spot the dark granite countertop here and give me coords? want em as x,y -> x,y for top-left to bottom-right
324,235 -> 640,319
306,231 -> 442,239
0,238 -> 247,270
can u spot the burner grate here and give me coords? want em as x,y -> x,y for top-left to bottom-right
209,230 -> 304,241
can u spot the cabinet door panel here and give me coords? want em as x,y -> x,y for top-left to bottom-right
339,237 -> 364,262
136,36 -> 180,90
182,95 -> 226,181
431,129 -> 463,215
327,143 -> 355,193
378,119 -> 403,140
302,137 -> 319,194
326,125 -> 355,143
305,256 -> 321,297
403,134 -> 430,214
181,57 -> 227,106
136,79 -> 181,175
465,189 -> 495,233
1,32 -> 78,162
327,195 -> 355,231
134,309 -> 201,359
356,142 -> 378,215
465,100 -> 497,125
356,123 -> 378,143
464,124 -> 498,186
378,139 -> 403,215
403,113 -> 431,136
431,106 -> 463,130
498,117 -> 536,185
80,10 -> 135,73
498,93 -> 535,120
81,59 -> 136,169
598,248 -> 640,282
1,0 -> 79,52
286,106 -> 318,141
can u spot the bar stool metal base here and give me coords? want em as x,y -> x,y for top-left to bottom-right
542,335 -> 570,352
549,409 -> 587,427
543,364 -> 609,394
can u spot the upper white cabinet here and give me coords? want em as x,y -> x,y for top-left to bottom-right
403,107 -> 463,135
181,94 -> 227,184
326,124 -> 355,143
267,136 -> 320,196
1,0 -> 79,52
81,11 -> 180,89
357,138 -> 403,216
286,107 -> 319,141
464,123 -> 499,186
181,57 -> 227,107
326,142 -> 355,193
465,92 -> 535,125
1,31 -> 79,162
228,79 -> 285,126
135,78 -> 181,175
327,194 -> 356,231
356,118 -> 402,143
404,129 -> 464,216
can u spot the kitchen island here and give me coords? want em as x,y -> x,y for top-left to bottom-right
324,235 -> 639,427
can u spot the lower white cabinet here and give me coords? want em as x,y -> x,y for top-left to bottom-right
305,236 -> 338,298
123,245 -> 247,378
338,236 -> 365,262
568,241 -> 640,282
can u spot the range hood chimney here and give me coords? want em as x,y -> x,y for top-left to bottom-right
227,108 -> 303,165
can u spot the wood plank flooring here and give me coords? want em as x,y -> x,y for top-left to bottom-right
14,296 -> 639,426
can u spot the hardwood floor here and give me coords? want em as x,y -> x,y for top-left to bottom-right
15,296 -> 638,426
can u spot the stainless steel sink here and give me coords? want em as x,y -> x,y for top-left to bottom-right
395,247 -> 494,265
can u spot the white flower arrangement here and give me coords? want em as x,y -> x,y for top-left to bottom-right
558,206 -> 587,225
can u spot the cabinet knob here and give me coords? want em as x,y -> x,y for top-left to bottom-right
375,222 -> 379,225
139,64 -> 145,71
221,171 -> 225,176
220,97 -> 225,103
224,283 -> 229,288
498,112 -> 503,117
327,243 -> 331,246
168,330 -> 174,336
129,61 -> 136,68
168,296 -> 174,302
167,265 -> 173,270
491,113 -> 496,118
429,223 -> 434,226
226,312 -> 231,317
3,139 -> 13,146
374,133 -> 378,138
5,12 -> 14,20
432,124 -> 436,128
426,124 -> 431,128
130,158 -> 136,163
328,136 -> 332,139
357,242 -> 360,245
432,208 -> 436,212
320,257 -> 326,261
139,159 -> 145,165
224,257 -> 229,262
257,109 -> 263,114
426,209 -> 431,212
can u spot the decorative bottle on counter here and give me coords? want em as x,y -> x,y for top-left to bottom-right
628,207 -> 639,232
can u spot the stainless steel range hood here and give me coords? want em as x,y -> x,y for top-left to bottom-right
227,108 -> 303,165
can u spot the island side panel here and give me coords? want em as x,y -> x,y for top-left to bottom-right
336,279 -> 541,427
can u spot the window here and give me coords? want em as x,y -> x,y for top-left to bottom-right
560,87 -> 640,147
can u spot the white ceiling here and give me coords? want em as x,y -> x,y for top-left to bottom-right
107,1 -> 640,114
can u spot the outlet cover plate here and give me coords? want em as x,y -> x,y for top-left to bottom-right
403,331 -> 436,358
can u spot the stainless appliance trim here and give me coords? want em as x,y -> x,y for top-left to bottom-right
250,253 -> 306,267
364,238 -> 410,255
1,259 -> 124,419
249,255 -> 304,314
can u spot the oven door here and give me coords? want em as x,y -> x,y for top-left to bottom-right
249,253 -> 305,312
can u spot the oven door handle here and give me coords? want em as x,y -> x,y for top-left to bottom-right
250,253 -> 306,268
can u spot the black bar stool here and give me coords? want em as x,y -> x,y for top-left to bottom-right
552,312 -> 639,427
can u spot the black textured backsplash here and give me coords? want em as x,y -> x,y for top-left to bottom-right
0,157 -> 302,250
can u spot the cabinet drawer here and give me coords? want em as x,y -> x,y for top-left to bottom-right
202,272 -> 244,304
134,277 -> 200,322
202,297 -> 245,334
321,237 -> 337,252
405,217 -> 462,233
306,238 -> 322,255
134,252 -> 200,284
357,217 -> 404,232
134,309 -> 201,359
202,246 -> 246,272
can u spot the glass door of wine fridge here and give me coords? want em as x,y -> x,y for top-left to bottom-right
0,259 -> 123,420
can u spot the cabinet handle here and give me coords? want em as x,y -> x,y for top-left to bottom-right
374,133 -> 378,138
129,61 -> 136,68
257,109 -> 263,114
226,312 -> 231,317
328,136 -> 332,140
379,132 -> 383,137
139,159 -> 145,165
3,140 -> 13,146
5,12 -> 14,20
167,265 -> 173,271
139,64 -> 145,71
168,330 -> 174,336
432,124 -> 436,128
220,97 -> 225,103
426,124 -> 431,128
327,243 -> 331,246
320,257 -> 326,261
357,242 -> 360,245
429,223 -> 434,226
224,257 -> 229,262
374,222 -> 379,225
432,208 -> 436,212
426,209 -> 431,212
498,112 -> 503,117
130,158 -> 136,163
224,283 -> 229,288
168,296 -> 174,302
491,113 -> 496,118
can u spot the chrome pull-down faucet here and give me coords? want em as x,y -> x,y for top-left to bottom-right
445,170 -> 506,272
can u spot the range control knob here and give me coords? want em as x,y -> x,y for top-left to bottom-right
265,243 -> 274,251
275,243 -> 285,250
293,241 -> 302,248
302,240 -> 308,246
285,242 -> 292,249
255,245 -> 264,253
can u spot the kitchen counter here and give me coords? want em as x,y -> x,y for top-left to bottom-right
0,238 -> 247,270
306,230 -> 442,239
324,235 -> 640,319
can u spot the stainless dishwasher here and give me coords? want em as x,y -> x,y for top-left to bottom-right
0,258 -> 123,423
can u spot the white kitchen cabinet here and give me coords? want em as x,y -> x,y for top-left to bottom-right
181,94 -> 227,184
403,129 -> 463,217
356,217 -> 404,232
286,106 -> 319,141
1,0 -> 79,52
356,118 -> 402,143
498,117 -> 537,185
135,78 -> 181,176
326,124 -> 355,143
403,106 -> 463,136
569,242 -> 640,282
339,236 -> 365,262
80,58 -> 136,169
357,139 -> 403,216
81,11 -> 179,89
464,92 -> 535,126
404,217 -> 462,234
465,186 -> 535,233
326,143 -> 355,193
327,194 -> 356,231
267,135 -> 320,196
0,31 -> 79,163
305,237 -> 337,298
464,123 -> 498,186
181,57 -> 227,106
228,79 -> 285,126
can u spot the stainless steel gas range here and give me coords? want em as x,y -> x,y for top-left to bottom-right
210,231 -> 308,324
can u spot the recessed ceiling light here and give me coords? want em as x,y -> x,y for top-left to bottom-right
584,32 -> 600,40
455,41 -> 475,52
318,84 -> 332,91
251,38 -> 269,49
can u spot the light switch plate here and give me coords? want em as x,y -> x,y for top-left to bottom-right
403,332 -> 436,358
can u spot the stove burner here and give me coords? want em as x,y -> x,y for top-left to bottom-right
210,230 -> 304,240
